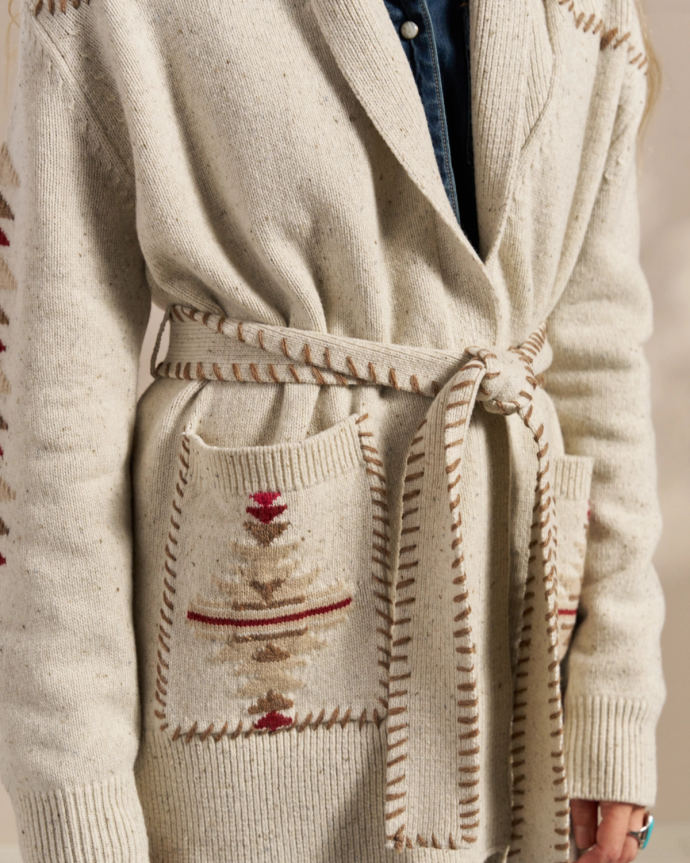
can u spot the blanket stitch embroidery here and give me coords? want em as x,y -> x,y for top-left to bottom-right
161,415 -> 390,742
558,0 -> 649,71
34,0 -> 89,16
0,142 -> 16,564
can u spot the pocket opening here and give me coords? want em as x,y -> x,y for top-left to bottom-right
552,454 -> 594,661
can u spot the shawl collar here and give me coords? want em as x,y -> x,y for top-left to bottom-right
469,0 -> 530,260
308,0 -> 532,265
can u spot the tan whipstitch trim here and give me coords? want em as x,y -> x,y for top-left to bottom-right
168,706 -> 385,743
383,418 -> 426,852
557,0 -> 648,71
157,306 -> 447,397
388,830 -> 468,852
504,339 -> 569,863
154,433 -> 191,733
34,0 -> 89,15
162,413 -> 393,745
442,369 -> 483,847
354,412 -> 398,786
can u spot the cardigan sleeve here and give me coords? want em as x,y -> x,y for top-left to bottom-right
545,44 -> 666,807
0,6 -> 151,861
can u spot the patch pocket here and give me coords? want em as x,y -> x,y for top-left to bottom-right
552,454 -> 594,660
154,412 -> 387,739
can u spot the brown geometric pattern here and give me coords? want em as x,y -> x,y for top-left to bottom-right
0,477 -> 16,503
0,144 -> 19,188
242,519 -> 289,547
0,194 -> 13,222
186,490 -> 352,731
0,259 -> 16,292
0,140 -> 18,567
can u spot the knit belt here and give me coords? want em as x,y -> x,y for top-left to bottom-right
151,304 -> 571,861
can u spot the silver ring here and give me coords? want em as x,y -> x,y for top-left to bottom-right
627,811 -> 654,850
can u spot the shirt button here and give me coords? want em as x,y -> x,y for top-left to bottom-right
400,20 -> 420,39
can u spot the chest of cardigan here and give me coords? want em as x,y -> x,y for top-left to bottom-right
28,0 -> 651,348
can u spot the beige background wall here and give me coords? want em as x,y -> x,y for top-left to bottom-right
0,0 -> 687,845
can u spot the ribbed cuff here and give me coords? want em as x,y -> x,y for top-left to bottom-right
564,694 -> 658,807
13,772 -> 149,863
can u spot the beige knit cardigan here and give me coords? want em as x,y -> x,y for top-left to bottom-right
0,0 -> 665,861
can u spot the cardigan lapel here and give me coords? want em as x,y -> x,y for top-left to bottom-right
308,0 -> 532,268
470,0 -> 530,262
308,0 -> 475,256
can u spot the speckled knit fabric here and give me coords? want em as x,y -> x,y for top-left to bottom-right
0,0 -> 665,861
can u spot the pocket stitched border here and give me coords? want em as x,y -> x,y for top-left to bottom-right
152,412 -> 390,742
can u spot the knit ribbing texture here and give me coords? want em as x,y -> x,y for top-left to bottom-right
14,773 -> 149,863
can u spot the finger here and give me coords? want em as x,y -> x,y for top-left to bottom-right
571,798 -> 598,851
596,802 -> 634,862
628,806 -> 646,833
615,806 -> 647,863
576,845 -> 608,863
615,835 -> 640,863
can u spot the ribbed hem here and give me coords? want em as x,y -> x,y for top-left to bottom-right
13,772 -> 149,863
186,414 -> 363,496
135,723 -> 503,863
552,454 -> 594,501
564,694 -> 658,807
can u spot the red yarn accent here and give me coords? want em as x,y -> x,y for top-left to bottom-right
253,711 -> 293,731
187,597 -> 352,628
0,228 -> 8,246
0,341 -> 6,353
558,609 -> 577,616
246,504 -> 287,523
0,553 -> 6,566
0,445 -> 4,457
247,491 -> 287,522
250,491 -> 281,506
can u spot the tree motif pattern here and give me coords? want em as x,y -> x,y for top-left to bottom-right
186,491 -> 352,730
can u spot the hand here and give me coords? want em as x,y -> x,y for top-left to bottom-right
570,800 -> 648,863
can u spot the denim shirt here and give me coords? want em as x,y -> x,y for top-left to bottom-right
382,0 -> 480,252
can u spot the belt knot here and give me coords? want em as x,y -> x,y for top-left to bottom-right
468,346 -> 537,415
